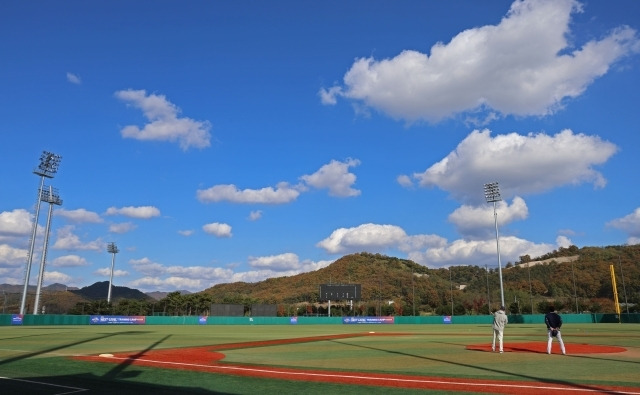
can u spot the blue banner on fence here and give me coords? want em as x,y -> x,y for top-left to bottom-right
342,316 -> 395,324
290,316 -> 298,325
443,315 -> 452,324
199,316 -> 207,325
89,315 -> 146,325
11,314 -> 23,325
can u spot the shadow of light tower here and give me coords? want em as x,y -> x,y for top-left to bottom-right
33,186 -> 62,315
107,242 -> 119,303
484,182 -> 505,309
20,151 -> 61,315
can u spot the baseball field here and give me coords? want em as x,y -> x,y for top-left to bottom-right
1,323 -> 638,394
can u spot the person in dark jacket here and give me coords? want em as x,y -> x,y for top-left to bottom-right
545,306 -> 566,355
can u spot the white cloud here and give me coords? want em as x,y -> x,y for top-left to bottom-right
396,174 -> 413,188
50,255 -> 89,267
105,206 -> 161,219
248,210 -> 263,221
109,222 -> 137,234
66,72 -> 81,84
318,223 -> 413,254
178,229 -> 194,236
0,244 -> 27,267
607,208 -> 640,243
202,222 -> 232,238
43,270 -> 73,284
95,267 -> 129,277
300,159 -> 361,197
52,225 -> 104,251
54,208 -> 102,223
321,0 -> 640,123
410,129 -> 617,204
248,253 -> 300,271
0,209 -> 32,236
448,196 -> 529,238
408,235 -> 555,268
197,183 -> 300,204
115,89 -> 212,150
197,159 -> 361,205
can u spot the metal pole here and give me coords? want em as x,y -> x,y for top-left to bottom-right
528,263 -> 534,314
492,200 -> 505,308
450,269 -> 454,316
107,242 -> 119,303
485,264 -> 491,312
571,261 -> 579,313
618,255 -> 629,315
20,179 -> 45,315
33,187 -> 57,314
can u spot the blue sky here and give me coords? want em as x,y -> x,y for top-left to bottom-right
1,0 -> 639,293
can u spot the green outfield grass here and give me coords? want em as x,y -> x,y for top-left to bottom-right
1,323 -> 638,394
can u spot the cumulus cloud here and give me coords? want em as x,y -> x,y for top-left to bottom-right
202,222 -> 232,238
407,129 -> 617,204
109,222 -> 137,234
66,72 -> 81,84
449,196 -> 529,238
94,267 -> 129,277
248,210 -> 263,221
115,89 -> 212,150
54,208 -> 103,223
52,225 -> 104,251
0,244 -> 27,267
0,209 -> 32,236
317,223 -> 444,255
105,206 -> 160,219
197,159 -> 360,205
178,229 -> 194,236
51,255 -> 89,267
43,271 -> 73,285
197,183 -> 300,204
300,159 -> 361,197
248,253 -> 301,271
607,208 -> 640,244
320,0 -> 640,123
408,235 -> 556,269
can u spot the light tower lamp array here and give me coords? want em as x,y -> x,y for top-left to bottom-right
107,242 -> 119,303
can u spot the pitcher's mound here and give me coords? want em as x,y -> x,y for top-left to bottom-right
467,342 -> 626,354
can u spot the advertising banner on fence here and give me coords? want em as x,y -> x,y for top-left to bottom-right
11,314 -> 23,325
443,315 -> 452,324
198,316 -> 207,325
89,315 -> 146,325
342,316 -> 395,324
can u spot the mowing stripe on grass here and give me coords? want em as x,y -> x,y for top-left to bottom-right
90,355 -> 640,394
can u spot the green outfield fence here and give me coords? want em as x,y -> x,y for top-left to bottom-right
1,313 -> 638,326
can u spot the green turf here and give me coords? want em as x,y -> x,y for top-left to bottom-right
1,323 -> 638,394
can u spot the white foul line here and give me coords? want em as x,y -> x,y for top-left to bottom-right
96,356 -> 640,394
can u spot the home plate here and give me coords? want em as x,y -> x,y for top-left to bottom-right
369,331 -> 375,333
99,353 -> 114,358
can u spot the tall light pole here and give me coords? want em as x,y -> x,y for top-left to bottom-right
107,242 -> 119,303
33,186 -> 62,314
20,151 -> 61,315
484,182 -> 505,309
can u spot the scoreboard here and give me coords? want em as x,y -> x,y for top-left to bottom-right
319,284 -> 361,301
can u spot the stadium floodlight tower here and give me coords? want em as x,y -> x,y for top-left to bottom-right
20,151 -> 62,315
33,186 -> 62,315
107,242 -> 119,303
484,181 -> 505,309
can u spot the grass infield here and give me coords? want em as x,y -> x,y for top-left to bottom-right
0,323 -> 638,394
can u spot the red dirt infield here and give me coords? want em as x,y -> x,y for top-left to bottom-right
75,333 -> 636,394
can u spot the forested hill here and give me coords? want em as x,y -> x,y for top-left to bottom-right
201,244 -> 640,315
